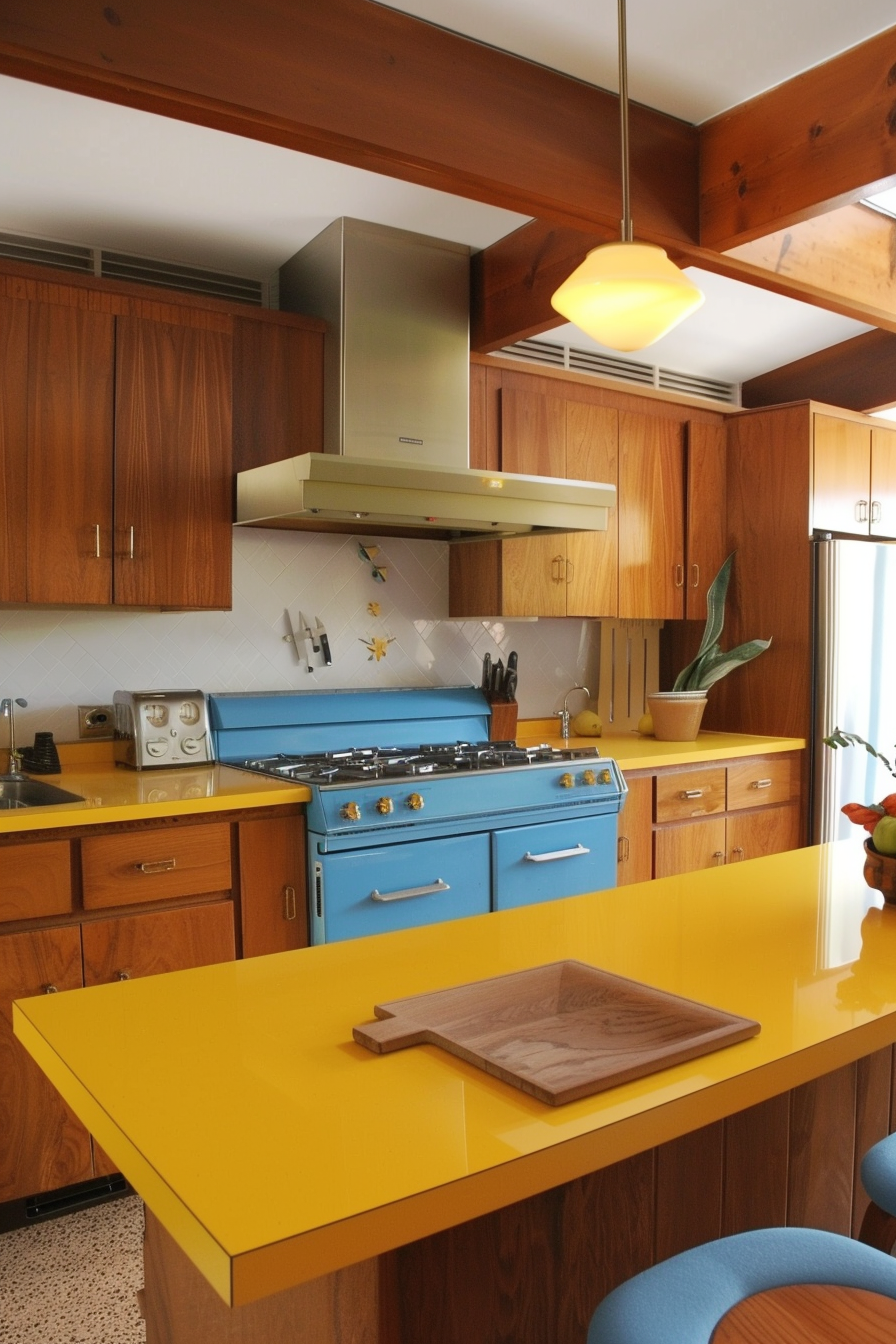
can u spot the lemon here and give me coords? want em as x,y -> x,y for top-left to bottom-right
571,710 -> 602,737
636,713 -> 654,736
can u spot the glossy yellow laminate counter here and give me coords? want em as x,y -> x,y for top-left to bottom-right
13,839 -> 892,1307
0,755 -> 310,835
518,723 -> 805,771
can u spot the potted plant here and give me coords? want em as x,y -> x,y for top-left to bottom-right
823,730 -> 896,901
646,553 -> 772,741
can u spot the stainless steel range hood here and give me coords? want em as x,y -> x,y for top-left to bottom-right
235,219 -> 615,541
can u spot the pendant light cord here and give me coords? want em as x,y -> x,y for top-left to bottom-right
618,0 -> 633,242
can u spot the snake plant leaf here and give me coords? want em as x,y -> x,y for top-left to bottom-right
823,728 -> 896,780
672,553 -> 735,690
680,639 -> 772,692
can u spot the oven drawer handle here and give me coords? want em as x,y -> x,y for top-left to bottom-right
370,879 -> 450,903
524,843 -> 590,863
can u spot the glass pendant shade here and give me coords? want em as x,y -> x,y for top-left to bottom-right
551,240 -> 705,352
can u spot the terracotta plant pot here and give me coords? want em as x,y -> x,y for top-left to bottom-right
863,839 -> 896,904
646,691 -> 708,742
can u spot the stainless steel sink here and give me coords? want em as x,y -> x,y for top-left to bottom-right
0,776 -> 85,810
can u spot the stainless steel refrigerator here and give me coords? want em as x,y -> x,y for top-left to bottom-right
813,537 -> 896,841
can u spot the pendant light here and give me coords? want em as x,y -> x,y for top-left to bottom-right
551,0 -> 704,352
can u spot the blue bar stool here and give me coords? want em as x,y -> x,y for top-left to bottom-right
586,1227 -> 896,1344
860,1131 -> 896,1252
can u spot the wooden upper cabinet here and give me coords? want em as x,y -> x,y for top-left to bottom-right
813,414 -> 872,536
27,303 -> 114,605
566,401 -> 618,617
501,386 -> 566,476
231,317 -> 323,473
618,411 -> 685,619
685,420 -> 727,618
114,317 -> 232,609
870,426 -> 896,539
0,296 -> 28,603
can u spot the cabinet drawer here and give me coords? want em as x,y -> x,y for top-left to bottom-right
493,815 -> 617,910
655,768 -> 726,823
81,823 -> 232,909
81,901 -> 235,984
0,841 -> 72,922
727,755 -> 799,811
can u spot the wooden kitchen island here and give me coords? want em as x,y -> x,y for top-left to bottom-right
14,840 -> 896,1343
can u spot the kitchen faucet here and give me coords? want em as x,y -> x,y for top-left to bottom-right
1,698 -> 28,777
555,685 -> 591,740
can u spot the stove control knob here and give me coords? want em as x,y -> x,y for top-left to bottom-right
582,769 -> 597,786
376,797 -> 394,815
599,769 -> 612,785
407,792 -> 425,811
341,801 -> 361,822
559,773 -> 574,789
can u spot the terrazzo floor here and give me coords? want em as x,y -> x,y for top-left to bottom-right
0,1196 -> 145,1344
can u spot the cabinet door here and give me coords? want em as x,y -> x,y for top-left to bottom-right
0,840 -> 72,922
685,421 -> 727,619
114,316 -> 232,609
727,804 -> 801,864
0,925 -> 92,1201
27,303 -> 114,604
0,295 -> 28,603
870,426 -> 896,539
81,901 -> 235,986
501,535 -> 567,616
617,774 -> 654,886
566,401 -> 618,617
238,815 -> 308,957
231,317 -> 323,472
618,412 -> 685,619
500,387 -> 566,476
654,817 -> 727,879
813,414 -> 870,536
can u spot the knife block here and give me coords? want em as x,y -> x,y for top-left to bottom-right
489,701 -> 518,742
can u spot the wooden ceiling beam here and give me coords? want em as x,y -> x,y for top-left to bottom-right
0,0 -> 699,247
742,328 -> 896,411
700,24 -> 896,251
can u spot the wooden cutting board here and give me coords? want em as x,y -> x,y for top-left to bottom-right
353,960 -> 760,1105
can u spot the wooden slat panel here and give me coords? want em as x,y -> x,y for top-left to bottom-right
853,1049 -> 892,1236
26,302 -> 114,604
723,1093 -> 790,1234
566,401 -> 618,618
81,823 -> 232,909
655,1121 -> 723,1261
684,420 -> 727,619
788,1064 -> 856,1233
113,316 -> 232,609
812,414 -> 870,536
238,816 -> 307,958
0,294 -> 28,603
618,412 -> 684,620
0,840 -> 72,922
870,426 -> 896,540
232,318 -> 323,473
0,925 -> 91,1201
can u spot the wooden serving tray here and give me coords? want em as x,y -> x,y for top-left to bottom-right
353,960 -> 760,1105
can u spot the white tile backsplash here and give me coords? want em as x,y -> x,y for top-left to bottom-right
0,529 -> 625,744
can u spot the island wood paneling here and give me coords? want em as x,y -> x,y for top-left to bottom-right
853,1049 -> 892,1236
722,1094 -> 790,1234
654,1121 -> 723,1260
788,1066 -> 857,1233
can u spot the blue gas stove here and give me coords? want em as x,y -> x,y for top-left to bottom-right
210,687 -> 627,944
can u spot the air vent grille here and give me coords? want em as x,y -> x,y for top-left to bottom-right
498,338 -> 739,406
0,232 -> 94,273
0,231 -> 268,305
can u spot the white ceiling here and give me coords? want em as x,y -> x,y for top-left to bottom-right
1,1 -> 892,388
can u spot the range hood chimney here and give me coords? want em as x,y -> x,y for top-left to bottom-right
235,219 -> 615,541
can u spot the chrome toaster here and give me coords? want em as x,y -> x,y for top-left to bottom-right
113,690 -> 215,769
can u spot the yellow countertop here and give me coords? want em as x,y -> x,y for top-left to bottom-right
517,723 -> 805,771
13,839 -> 892,1306
0,757 -> 310,834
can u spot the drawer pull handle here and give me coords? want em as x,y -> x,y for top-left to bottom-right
713,850 -> 725,865
750,778 -> 773,790
618,836 -> 630,863
135,858 -> 177,874
871,500 -> 882,524
679,789 -> 704,800
370,879 -> 450,903
731,847 -> 745,862
117,969 -> 131,981
283,885 -> 297,921
43,983 -> 59,994
524,843 -> 590,863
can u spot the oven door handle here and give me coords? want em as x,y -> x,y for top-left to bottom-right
523,843 -> 590,863
370,879 -> 451,903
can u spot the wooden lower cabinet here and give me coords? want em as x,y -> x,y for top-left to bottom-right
654,816 -> 727,878
0,926 -> 92,1202
82,902 -> 235,987
238,815 -> 308,957
616,774 -> 653,886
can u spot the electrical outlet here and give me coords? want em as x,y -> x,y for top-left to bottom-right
78,705 -> 115,739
